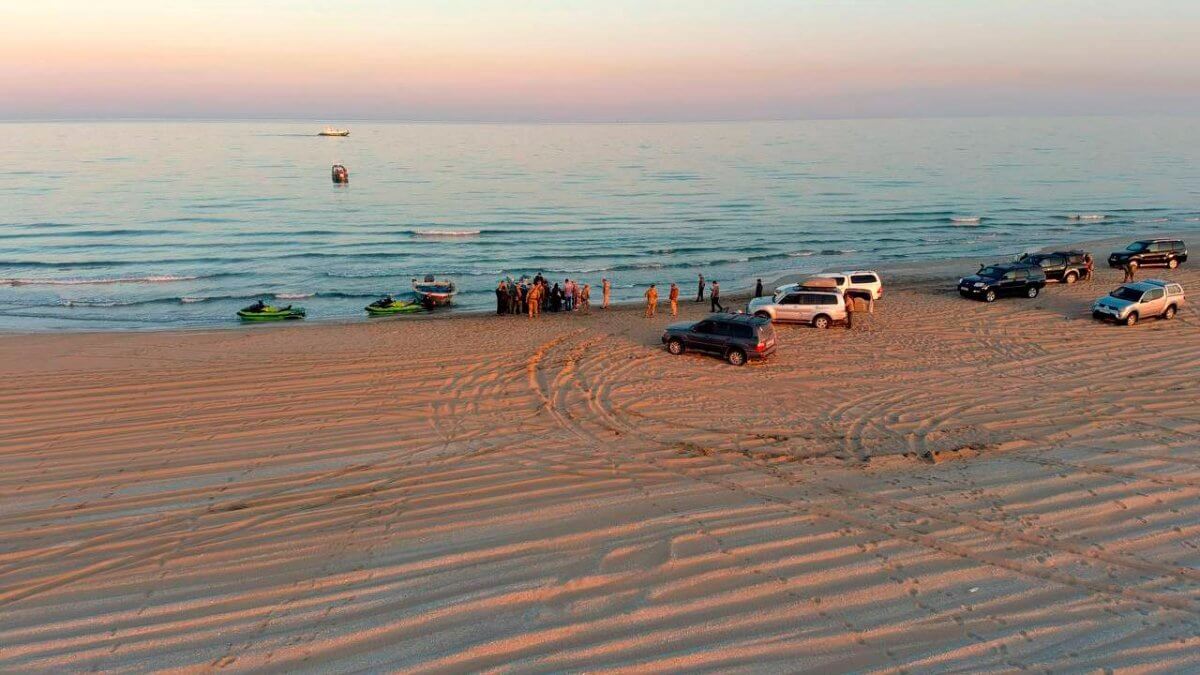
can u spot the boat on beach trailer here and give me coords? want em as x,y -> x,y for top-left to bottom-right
412,276 -> 457,307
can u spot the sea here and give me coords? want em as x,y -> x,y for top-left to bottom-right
2,117 -> 1197,330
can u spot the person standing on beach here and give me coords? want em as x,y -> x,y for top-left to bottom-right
550,283 -> 563,312
844,293 -> 855,330
645,284 -> 659,317
564,279 -> 575,311
669,283 -> 679,316
1122,260 -> 1137,282
602,278 -> 611,309
710,281 -> 723,312
527,283 -> 542,318
696,274 -> 705,302
580,284 -> 591,313
754,278 -> 764,298
495,281 -> 507,315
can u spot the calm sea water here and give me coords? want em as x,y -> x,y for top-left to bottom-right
2,118 -> 1197,330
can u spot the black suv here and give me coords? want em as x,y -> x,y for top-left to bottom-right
662,313 -> 776,366
958,263 -> 1047,302
1017,250 -> 1091,283
1108,239 -> 1187,269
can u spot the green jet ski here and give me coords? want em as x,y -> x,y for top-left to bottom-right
365,295 -> 422,316
237,300 -> 306,321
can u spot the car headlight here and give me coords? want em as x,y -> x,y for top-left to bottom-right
973,282 -> 986,288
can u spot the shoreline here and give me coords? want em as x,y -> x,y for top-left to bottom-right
2,229 -> 1195,337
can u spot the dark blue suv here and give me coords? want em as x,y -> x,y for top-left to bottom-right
662,313 -> 776,366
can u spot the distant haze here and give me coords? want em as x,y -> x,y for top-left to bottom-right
4,1 -> 1199,121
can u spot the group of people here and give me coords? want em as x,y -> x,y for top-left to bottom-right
496,271 -> 737,320
496,275 -> 613,318
643,274 -> 726,317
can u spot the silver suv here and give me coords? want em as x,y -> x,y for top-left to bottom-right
1092,279 -> 1185,326
748,288 -> 846,329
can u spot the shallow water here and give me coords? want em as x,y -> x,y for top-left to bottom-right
1,117 -> 1197,330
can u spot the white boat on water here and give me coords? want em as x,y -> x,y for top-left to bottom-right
318,127 -> 350,137
412,276 -> 457,307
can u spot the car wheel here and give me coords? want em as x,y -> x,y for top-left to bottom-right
984,289 -> 997,303
1026,286 -> 1039,298
667,338 -> 685,355
726,348 -> 746,366
812,314 -> 831,329
1167,258 -> 1178,269
1163,305 -> 1177,320
754,311 -> 771,319
1065,271 -> 1077,284
1124,312 -> 1138,327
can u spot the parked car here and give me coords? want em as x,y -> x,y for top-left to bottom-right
776,270 -> 883,301
1107,239 -> 1187,269
957,263 -> 1047,302
1017,250 -> 1091,283
748,287 -> 847,328
1091,279 -> 1185,326
662,313 -> 776,366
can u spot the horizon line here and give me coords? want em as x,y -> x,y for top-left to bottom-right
2,112 -> 1197,125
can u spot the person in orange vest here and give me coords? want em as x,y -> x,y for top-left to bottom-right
527,282 -> 542,318
669,283 -> 680,316
645,284 -> 659,317
602,278 -> 611,309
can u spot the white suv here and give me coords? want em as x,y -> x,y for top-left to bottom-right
776,270 -> 883,301
748,288 -> 847,329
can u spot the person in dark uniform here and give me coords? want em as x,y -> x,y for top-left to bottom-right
754,278 -> 764,297
550,283 -> 563,312
710,281 -> 723,312
696,274 -> 705,302
507,280 -> 520,314
495,281 -> 507,315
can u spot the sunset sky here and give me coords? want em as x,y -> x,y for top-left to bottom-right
4,0 -> 1198,121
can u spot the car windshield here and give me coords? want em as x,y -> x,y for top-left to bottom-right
1125,242 -> 1148,252
1109,287 -> 1142,302
976,267 -> 1003,278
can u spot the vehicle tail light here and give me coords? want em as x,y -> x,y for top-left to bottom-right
755,341 -> 766,351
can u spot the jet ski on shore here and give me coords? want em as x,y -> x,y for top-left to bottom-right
365,295 -> 422,316
237,300 -> 306,321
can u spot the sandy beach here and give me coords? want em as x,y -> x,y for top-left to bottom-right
2,242 -> 1198,672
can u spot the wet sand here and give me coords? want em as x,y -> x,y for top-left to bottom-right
1,244 -> 1198,672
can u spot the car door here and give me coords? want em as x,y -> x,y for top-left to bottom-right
1140,287 -> 1165,316
792,293 -> 817,321
999,270 -> 1019,296
777,293 -> 803,322
1149,242 -> 1171,266
689,320 -> 723,353
1042,255 -> 1064,280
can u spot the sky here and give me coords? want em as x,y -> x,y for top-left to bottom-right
3,0 -> 1199,121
